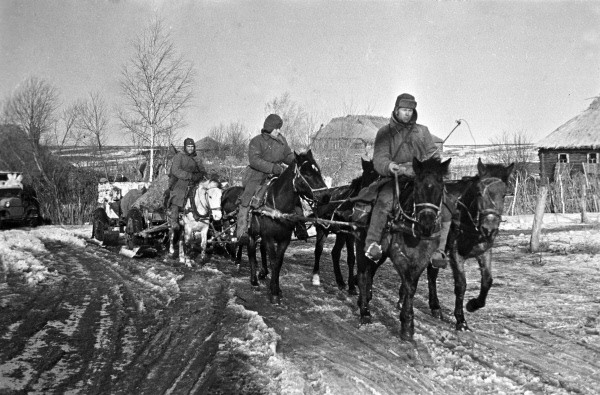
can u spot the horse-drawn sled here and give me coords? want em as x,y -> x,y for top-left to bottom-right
90,176 -> 239,261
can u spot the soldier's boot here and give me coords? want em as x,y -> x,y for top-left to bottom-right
431,221 -> 451,269
236,205 -> 250,246
364,204 -> 388,261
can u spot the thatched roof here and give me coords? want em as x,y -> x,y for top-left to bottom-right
313,115 -> 443,143
537,97 -> 600,149
196,136 -> 221,151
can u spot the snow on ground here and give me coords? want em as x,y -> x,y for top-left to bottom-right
0,225 -> 183,294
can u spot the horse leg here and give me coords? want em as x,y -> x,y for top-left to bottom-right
467,249 -> 493,313
398,271 -> 421,342
312,226 -> 327,286
168,227 -> 177,258
259,240 -> 269,279
451,252 -> 469,331
268,238 -> 290,304
356,238 -> 373,324
345,235 -> 357,295
427,265 -> 443,319
248,236 -> 259,286
180,224 -> 192,267
331,233 -> 346,290
199,227 -> 208,264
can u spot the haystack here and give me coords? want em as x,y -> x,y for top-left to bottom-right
131,173 -> 169,212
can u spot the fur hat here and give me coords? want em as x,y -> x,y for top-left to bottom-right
183,137 -> 195,147
263,114 -> 283,132
394,93 -> 417,110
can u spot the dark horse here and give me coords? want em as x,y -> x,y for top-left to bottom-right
311,158 -> 378,294
248,150 -> 328,304
355,157 -> 451,341
426,158 -> 514,331
219,185 -> 247,265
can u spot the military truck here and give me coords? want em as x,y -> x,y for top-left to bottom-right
0,171 -> 41,228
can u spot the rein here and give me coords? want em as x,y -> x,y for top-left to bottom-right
293,160 -> 328,208
392,172 -> 444,227
187,185 -> 221,221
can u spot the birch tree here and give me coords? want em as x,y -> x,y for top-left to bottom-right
119,18 -> 195,181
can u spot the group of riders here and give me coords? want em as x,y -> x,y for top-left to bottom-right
165,92 -> 451,268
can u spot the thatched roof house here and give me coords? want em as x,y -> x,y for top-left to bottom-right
196,136 -> 222,152
312,115 -> 443,152
537,97 -> 600,180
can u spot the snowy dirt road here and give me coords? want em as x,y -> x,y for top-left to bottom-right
1,217 -> 600,394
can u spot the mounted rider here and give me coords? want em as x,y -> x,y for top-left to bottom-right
364,93 -> 452,268
236,114 -> 309,245
167,137 -> 207,233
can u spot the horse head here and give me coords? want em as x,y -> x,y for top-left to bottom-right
197,179 -> 223,221
411,157 -> 451,237
475,158 -> 514,238
292,149 -> 328,203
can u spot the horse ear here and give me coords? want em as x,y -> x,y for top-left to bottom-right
442,158 -> 452,175
505,163 -> 515,179
477,158 -> 488,176
306,149 -> 314,160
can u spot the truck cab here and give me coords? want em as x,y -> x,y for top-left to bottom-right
0,171 -> 40,228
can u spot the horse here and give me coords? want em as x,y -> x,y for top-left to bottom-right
311,158 -> 378,294
355,156 -> 451,341
247,150 -> 328,304
169,179 -> 223,266
426,158 -> 514,331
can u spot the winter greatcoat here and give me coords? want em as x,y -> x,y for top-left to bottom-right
239,131 -> 295,206
169,150 -> 206,207
372,109 -> 440,177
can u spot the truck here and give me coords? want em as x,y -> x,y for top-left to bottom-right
0,171 -> 41,228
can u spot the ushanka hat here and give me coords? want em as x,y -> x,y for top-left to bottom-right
394,93 -> 417,109
263,114 -> 283,132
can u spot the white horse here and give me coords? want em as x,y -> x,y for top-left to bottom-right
170,179 -> 223,266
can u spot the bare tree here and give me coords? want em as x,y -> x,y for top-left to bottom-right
265,92 -> 315,151
2,76 -> 59,184
119,18 -> 195,181
489,129 -> 536,168
75,92 -> 111,176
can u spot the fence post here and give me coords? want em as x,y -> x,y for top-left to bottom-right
581,179 -> 589,223
530,184 -> 548,253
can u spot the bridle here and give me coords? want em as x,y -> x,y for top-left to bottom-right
393,172 -> 444,227
293,160 -> 328,208
457,177 -> 505,233
190,185 -> 222,221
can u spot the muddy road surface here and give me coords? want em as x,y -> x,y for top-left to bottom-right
1,226 -> 600,394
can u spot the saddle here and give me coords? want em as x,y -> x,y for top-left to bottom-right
350,177 -> 388,226
249,177 -> 277,209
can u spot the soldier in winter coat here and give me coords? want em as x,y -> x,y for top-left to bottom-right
235,114 -> 308,245
167,137 -> 206,231
364,93 -> 451,268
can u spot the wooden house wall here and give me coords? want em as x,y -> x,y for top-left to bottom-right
538,148 -> 600,181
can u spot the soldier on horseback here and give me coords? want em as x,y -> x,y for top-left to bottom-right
167,137 -> 207,237
236,114 -> 309,245
364,93 -> 451,268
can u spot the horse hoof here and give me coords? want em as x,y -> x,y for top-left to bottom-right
259,272 -> 268,280
360,315 -> 372,325
395,301 -> 402,310
400,332 -> 414,342
312,274 -> 321,286
269,294 -> 281,305
251,278 -> 259,287
455,322 -> 471,332
336,282 -> 346,291
347,287 -> 357,296
431,309 -> 443,319
466,299 -> 483,312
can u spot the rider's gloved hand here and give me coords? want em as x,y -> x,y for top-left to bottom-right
389,162 -> 414,176
272,164 -> 284,175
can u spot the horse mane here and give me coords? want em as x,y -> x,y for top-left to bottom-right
417,157 -> 450,177
201,179 -> 221,189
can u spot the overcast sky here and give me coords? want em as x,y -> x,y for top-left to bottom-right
1,0 -> 599,146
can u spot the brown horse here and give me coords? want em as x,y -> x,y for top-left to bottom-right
247,150 -> 328,304
355,157 -> 451,341
426,158 -> 514,331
